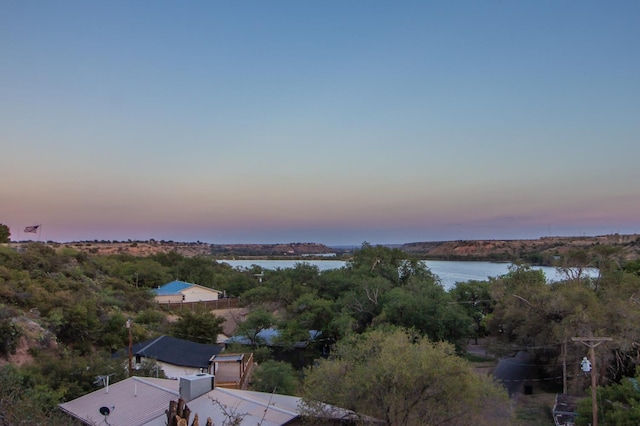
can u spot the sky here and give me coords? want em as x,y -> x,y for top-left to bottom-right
1,1 -> 639,245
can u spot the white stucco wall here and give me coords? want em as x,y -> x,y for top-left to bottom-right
138,359 -> 211,379
181,286 -> 220,303
158,362 -> 206,379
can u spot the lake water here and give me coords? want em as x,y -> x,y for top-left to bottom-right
219,259 -> 597,290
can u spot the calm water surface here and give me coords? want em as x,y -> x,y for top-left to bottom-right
219,259 -> 596,290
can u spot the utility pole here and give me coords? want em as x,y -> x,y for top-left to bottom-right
562,338 -> 567,395
571,337 -> 612,426
126,319 -> 133,376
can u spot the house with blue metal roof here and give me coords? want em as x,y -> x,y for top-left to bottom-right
153,280 -> 223,304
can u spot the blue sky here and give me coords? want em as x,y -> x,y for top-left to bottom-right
1,1 -> 639,244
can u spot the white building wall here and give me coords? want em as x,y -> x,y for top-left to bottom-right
154,361 -> 207,380
181,286 -> 220,303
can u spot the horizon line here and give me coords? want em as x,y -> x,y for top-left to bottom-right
6,232 -> 638,247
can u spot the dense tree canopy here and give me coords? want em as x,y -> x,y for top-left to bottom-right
575,367 -> 640,426
486,263 -> 640,392
449,280 -> 493,344
250,360 -> 298,395
170,310 -> 224,344
302,327 -> 512,425
0,364 -> 80,425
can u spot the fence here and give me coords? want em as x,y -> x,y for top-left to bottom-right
157,298 -> 240,312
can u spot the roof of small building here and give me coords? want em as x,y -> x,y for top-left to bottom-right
153,280 -> 222,296
129,335 -> 223,368
153,280 -> 192,295
59,376 -> 178,426
59,375 -> 371,426
145,386 -> 301,426
553,394 -> 578,426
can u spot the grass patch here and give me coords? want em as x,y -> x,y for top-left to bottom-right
462,352 -> 495,363
513,393 -> 555,425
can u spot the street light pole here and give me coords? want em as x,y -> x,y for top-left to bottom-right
571,337 -> 612,426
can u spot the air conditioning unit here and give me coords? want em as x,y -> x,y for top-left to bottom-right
179,374 -> 214,401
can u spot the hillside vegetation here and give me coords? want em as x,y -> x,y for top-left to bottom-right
2,241 -> 640,424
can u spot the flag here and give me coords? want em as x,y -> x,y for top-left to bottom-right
24,225 -> 40,233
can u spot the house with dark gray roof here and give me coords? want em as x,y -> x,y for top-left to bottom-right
128,335 -> 223,379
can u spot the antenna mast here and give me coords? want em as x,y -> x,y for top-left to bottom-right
126,319 -> 133,375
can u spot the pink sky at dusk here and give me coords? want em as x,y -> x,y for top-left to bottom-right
2,1 -> 639,245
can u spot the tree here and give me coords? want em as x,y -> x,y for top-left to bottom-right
347,242 -> 409,285
170,311 -> 224,344
106,257 -> 172,288
376,277 -> 471,351
97,312 -> 133,352
250,360 -> 298,395
575,367 -> 640,426
556,249 -> 592,282
624,259 -> 640,277
0,223 -> 10,243
487,262 -> 640,392
486,265 -> 552,349
0,364 -> 78,424
55,300 -> 102,353
235,308 -> 275,346
284,292 -> 334,333
0,318 -> 21,357
24,348 -> 128,403
449,280 -> 493,344
302,328 -> 511,425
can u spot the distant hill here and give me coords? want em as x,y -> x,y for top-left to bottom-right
209,242 -> 339,257
46,240 -> 339,258
400,234 -> 640,263
19,233 -> 640,264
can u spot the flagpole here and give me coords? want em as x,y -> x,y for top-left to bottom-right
23,225 -> 41,242
38,224 -> 42,242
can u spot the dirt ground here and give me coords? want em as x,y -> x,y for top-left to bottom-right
211,307 -> 248,336
0,317 -> 57,367
0,336 -> 33,366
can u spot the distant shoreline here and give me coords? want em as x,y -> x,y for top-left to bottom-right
4,233 -> 639,263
